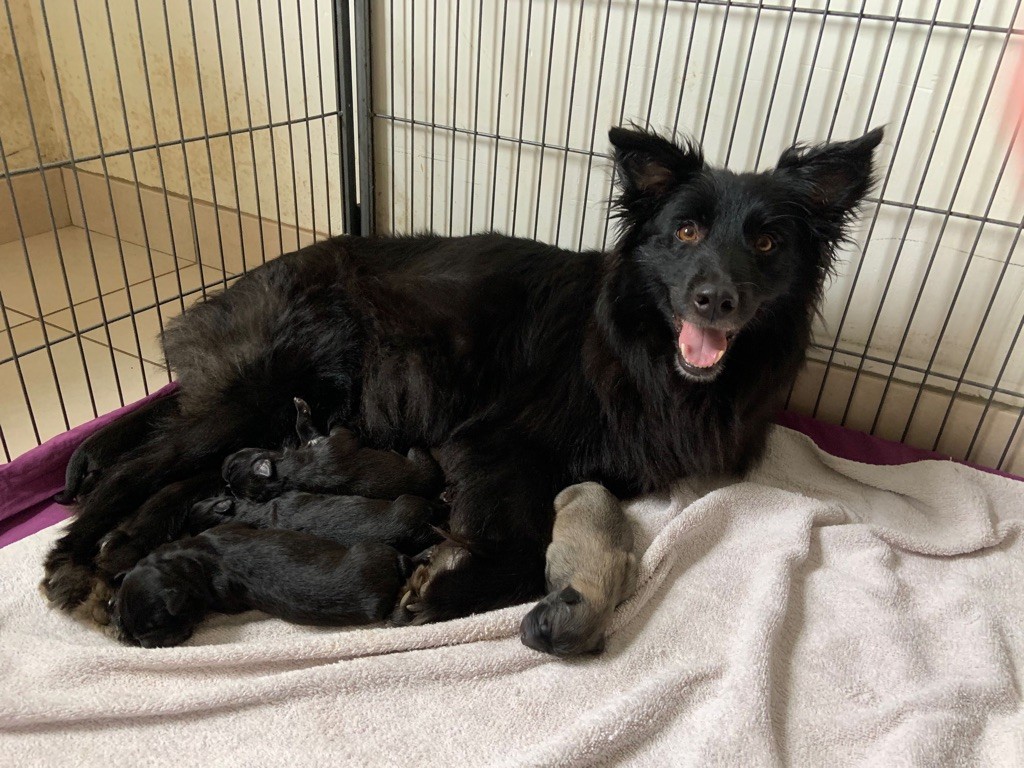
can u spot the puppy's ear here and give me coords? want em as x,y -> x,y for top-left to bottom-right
559,586 -> 582,605
774,127 -> 883,230
212,497 -> 235,514
252,458 -> 274,478
609,126 -> 703,215
164,587 -> 190,616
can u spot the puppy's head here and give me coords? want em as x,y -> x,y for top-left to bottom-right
607,125 -> 883,382
112,554 -> 207,648
520,586 -> 607,657
222,447 -> 283,501
186,495 -> 236,534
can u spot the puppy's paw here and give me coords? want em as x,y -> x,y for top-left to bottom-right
391,540 -> 472,626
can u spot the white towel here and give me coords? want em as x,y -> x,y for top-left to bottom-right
1,426 -> 1022,767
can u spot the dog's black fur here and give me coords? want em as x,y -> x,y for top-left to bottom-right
44,126 -> 883,626
189,491 -> 445,556
113,523 -> 408,647
54,394 -> 178,505
222,430 -> 443,502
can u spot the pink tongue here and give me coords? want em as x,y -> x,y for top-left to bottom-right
678,322 -> 728,368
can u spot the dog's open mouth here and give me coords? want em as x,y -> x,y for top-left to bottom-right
675,320 -> 736,378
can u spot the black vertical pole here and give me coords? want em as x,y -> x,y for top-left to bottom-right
334,0 -> 362,234
352,0 -> 375,235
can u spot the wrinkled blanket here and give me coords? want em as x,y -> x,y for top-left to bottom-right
1,426 -> 1022,766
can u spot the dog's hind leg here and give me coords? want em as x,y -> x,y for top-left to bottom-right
75,470 -> 226,626
42,402 -> 290,612
391,431 -> 556,625
96,471 -> 226,577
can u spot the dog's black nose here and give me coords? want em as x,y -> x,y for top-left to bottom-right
692,283 -> 738,319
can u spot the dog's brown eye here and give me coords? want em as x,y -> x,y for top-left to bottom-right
754,234 -> 775,253
676,221 -> 703,243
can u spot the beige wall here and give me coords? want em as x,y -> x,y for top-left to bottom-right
374,0 -> 1024,468
0,0 -> 64,173
2,0 -> 342,235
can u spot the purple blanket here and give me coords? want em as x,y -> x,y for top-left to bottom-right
0,383 -> 177,549
2,385 -> 1017,549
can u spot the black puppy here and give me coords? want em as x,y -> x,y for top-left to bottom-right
189,491 -> 444,556
113,522 -> 408,648
55,394 -> 178,504
223,399 -> 443,501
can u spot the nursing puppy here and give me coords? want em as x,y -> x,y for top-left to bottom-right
113,522 -> 408,648
55,394 -> 178,505
189,491 -> 445,556
223,399 -> 443,502
520,483 -> 637,656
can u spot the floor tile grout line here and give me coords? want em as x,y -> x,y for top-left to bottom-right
0,226 -> 208,320
40,282 -> 238,366
9,256 -> 227,324
0,322 -> 171,370
0,308 -> 36,329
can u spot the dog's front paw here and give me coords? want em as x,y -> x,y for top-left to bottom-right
391,540 -> 472,626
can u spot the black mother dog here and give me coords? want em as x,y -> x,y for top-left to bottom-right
44,126 -> 883,625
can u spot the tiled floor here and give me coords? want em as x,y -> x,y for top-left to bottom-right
0,226 -> 238,463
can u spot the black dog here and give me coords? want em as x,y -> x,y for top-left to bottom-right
46,125 -> 883,627
113,523 -> 408,648
55,394 -> 178,504
189,491 -> 444,556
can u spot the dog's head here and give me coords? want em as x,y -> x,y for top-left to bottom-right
112,553 -> 207,648
607,125 -> 883,382
520,586 -> 608,657
222,447 -> 284,501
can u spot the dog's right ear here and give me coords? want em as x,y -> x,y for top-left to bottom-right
609,126 -> 703,217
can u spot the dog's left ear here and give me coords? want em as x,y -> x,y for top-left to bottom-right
609,126 -> 703,215
774,127 -> 884,225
